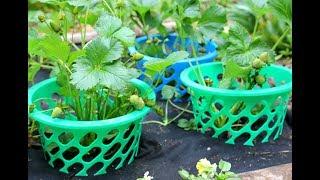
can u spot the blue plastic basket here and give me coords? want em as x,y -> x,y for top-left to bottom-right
128,33 -> 218,102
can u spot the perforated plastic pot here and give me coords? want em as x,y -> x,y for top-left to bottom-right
28,78 -> 155,176
128,33 -> 218,102
180,62 -> 292,146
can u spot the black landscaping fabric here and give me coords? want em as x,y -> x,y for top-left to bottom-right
28,70 -> 292,180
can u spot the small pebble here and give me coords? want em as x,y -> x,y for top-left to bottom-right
207,147 -> 211,151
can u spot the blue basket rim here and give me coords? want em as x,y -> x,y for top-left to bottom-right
128,33 -> 218,64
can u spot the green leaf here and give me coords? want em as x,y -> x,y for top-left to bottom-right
71,60 -> 139,90
245,0 -> 269,17
67,0 -> 99,7
218,159 -> 231,172
184,5 -> 200,18
161,85 -> 175,99
85,38 -> 123,64
223,61 -> 252,79
113,27 -> 136,46
177,118 -> 197,131
68,50 -> 86,65
268,0 -> 292,28
130,0 -> 158,17
96,14 -> 122,37
28,61 -> 41,82
144,51 -> 189,77
178,169 -> 190,179
199,3 -> 227,26
228,4 -> 256,33
228,22 -> 251,48
40,35 -> 71,62
102,38 -> 124,62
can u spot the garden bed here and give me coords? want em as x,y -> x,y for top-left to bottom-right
28,110 -> 292,179
28,70 -> 292,179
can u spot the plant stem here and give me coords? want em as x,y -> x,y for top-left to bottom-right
191,43 -> 206,86
168,99 -> 193,114
40,64 -> 54,69
272,27 -> 290,51
164,100 -> 169,124
167,102 -> 190,124
81,7 -> 89,49
252,16 -> 260,39
142,120 -> 166,125
102,0 -> 116,17
64,10 -> 68,41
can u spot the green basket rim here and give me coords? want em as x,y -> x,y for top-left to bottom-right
28,77 -> 155,129
180,62 -> 292,97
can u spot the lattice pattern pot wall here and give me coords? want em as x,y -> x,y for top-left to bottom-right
128,33 -> 218,102
180,62 -> 292,146
28,78 -> 155,176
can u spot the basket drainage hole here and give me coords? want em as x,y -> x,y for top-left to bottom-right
83,147 -> 101,162
58,132 -> 74,144
269,115 -> 279,128
105,158 -> 122,173
214,116 -> 229,128
124,124 -> 135,139
204,127 -> 215,137
250,102 -> 266,115
80,132 -> 97,147
251,115 -> 268,131
67,163 -> 83,176
232,117 -> 249,131
52,92 -> 63,101
103,129 -> 119,145
122,136 -> 135,154
217,73 -> 223,81
234,133 -> 251,144
104,143 -> 121,160
87,162 -> 104,176
53,158 -> 65,170
63,147 -> 80,160
47,142 -> 59,155
123,150 -> 134,166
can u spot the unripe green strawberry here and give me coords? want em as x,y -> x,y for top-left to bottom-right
132,52 -> 144,61
259,52 -> 269,63
154,106 -> 164,116
144,99 -> 156,107
129,95 -> 145,110
252,58 -> 266,69
146,39 -> 152,44
58,12 -> 65,20
50,21 -> 61,32
255,75 -> 266,86
38,15 -> 46,23
116,0 -> 125,7
51,107 -> 63,118
72,7 -> 79,15
153,37 -> 160,43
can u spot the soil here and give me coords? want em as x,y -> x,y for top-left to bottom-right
28,68 -> 292,180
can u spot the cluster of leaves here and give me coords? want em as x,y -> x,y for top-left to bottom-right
127,0 -> 227,58
29,13 -> 156,122
178,158 -> 240,180
227,0 -> 292,58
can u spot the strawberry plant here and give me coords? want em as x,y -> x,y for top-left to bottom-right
178,158 -> 240,180
29,13 -> 156,121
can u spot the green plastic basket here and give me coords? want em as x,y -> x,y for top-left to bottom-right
180,62 -> 292,146
28,78 -> 155,176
